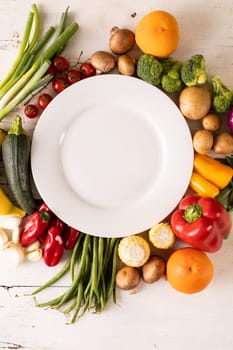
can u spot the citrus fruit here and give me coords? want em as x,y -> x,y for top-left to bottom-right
135,10 -> 179,58
166,247 -> 214,294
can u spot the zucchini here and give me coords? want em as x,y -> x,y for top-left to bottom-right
2,115 -> 36,214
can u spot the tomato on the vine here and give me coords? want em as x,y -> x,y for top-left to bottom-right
80,62 -> 96,78
52,77 -> 69,94
53,56 -> 70,72
37,93 -> 53,109
67,69 -> 82,84
24,104 -> 39,118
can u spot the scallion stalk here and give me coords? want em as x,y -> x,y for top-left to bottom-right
0,61 -> 52,121
0,11 -> 34,90
0,4 -> 79,122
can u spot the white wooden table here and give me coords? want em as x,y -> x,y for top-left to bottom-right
0,0 -> 233,349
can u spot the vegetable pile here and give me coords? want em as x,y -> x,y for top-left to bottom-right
0,5 -> 233,323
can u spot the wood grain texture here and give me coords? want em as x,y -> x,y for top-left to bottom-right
0,0 -> 233,349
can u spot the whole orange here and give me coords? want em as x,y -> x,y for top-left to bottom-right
135,10 -> 179,58
166,247 -> 214,294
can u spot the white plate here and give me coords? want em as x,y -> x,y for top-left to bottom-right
31,74 -> 193,237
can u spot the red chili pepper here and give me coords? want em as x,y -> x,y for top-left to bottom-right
20,207 -> 52,247
43,218 -> 65,266
171,195 -> 232,252
63,226 -> 80,249
38,202 -> 52,212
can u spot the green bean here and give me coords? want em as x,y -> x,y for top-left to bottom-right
57,234 -> 91,307
70,282 -> 84,323
28,233 -> 119,322
29,258 -> 71,296
34,293 -> 65,308
70,232 -> 84,280
105,239 -> 119,304
92,236 -> 99,299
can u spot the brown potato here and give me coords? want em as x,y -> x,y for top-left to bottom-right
142,255 -> 166,284
213,132 -> 233,155
202,113 -> 222,131
116,266 -> 140,290
109,27 -> 135,54
192,129 -> 214,155
179,86 -> 212,120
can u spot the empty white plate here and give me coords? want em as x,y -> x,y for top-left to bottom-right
31,74 -> 193,237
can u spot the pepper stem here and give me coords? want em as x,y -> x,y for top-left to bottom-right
183,203 -> 202,223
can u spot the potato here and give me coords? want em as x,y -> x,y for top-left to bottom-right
213,132 -> 233,155
202,113 -> 222,131
192,129 -> 214,155
179,86 -> 212,120
142,255 -> 166,284
116,266 -> 140,290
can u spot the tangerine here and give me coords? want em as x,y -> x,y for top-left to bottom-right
135,10 -> 179,58
166,247 -> 214,294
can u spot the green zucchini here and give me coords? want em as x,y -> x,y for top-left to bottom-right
2,115 -> 36,214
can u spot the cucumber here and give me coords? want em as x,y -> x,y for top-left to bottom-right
2,115 -> 36,214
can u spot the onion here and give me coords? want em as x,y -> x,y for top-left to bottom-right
227,106 -> 233,133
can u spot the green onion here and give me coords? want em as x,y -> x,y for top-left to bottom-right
0,4 -> 79,122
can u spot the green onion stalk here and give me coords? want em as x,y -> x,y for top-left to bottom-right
0,3 -> 79,122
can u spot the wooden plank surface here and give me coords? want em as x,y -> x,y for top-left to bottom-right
0,0 -> 233,349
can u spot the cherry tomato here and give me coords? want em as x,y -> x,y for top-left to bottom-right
52,77 -> 69,94
24,104 -> 39,118
67,69 -> 82,84
46,65 -> 56,76
80,62 -> 96,78
37,93 -> 53,110
53,56 -> 70,72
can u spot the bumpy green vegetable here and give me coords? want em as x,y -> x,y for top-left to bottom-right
136,54 -> 163,86
181,54 -> 207,87
211,75 -> 233,113
161,61 -> 183,93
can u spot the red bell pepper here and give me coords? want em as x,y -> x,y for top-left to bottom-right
43,217 -> 65,266
63,225 -> 80,249
20,204 -> 52,247
171,195 -> 232,252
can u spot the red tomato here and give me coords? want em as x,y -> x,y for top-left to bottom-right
80,62 -> 96,78
46,65 -> 56,76
53,56 -> 70,72
67,69 -> 82,84
52,77 -> 69,94
37,93 -> 53,110
24,104 -> 39,118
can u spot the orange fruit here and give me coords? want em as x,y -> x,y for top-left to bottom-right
166,247 -> 214,294
135,10 -> 179,58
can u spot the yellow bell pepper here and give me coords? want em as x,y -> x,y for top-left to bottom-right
0,129 -> 6,151
193,153 -> 233,189
189,172 -> 220,198
0,187 -> 26,217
